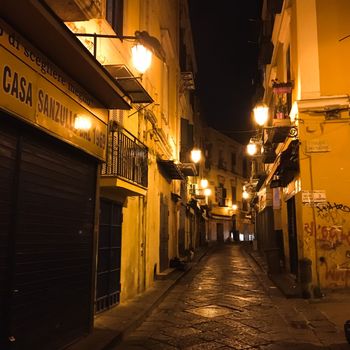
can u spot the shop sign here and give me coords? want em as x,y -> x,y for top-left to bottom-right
0,20 -> 107,160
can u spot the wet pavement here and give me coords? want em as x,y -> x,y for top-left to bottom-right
111,244 -> 349,350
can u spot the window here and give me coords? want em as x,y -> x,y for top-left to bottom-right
231,152 -> 236,172
243,158 -> 249,178
242,199 -> 248,212
215,184 -> 227,207
231,186 -> 236,202
106,0 -> 124,35
218,150 -> 226,170
180,118 -> 194,162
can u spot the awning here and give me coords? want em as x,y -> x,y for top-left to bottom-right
267,126 -> 291,143
210,214 -> 232,221
255,174 -> 267,192
157,160 -> 185,180
0,0 -> 131,110
171,192 -> 182,203
275,140 -> 299,186
104,65 -> 154,104
179,163 -> 197,176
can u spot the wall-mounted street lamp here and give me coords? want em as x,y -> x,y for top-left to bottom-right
242,188 -> 250,200
131,44 -> 152,73
74,30 -> 166,74
191,148 -> 202,164
200,178 -> 208,189
190,177 -> 211,202
203,188 -> 212,197
253,103 -> 269,126
246,103 -> 298,158
246,139 -> 259,156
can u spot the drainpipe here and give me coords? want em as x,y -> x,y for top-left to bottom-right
308,153 -> 322,297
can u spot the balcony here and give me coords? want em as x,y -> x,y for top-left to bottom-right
101,128 -> 148,196
46,0 -> 101,21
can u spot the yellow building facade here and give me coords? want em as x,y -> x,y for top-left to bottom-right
200,127 -> 250,242
257,0 -> 350,294
61,0 -> 198,301
0,0 -> 198,348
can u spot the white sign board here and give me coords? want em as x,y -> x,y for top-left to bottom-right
302,190 -> 327,205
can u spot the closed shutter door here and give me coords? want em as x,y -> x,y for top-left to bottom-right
0,124 -> 18,348
0,114 -> 97,350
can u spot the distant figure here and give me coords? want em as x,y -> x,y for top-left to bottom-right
185,248 -> 194,262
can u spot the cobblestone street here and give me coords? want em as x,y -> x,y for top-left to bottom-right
113,244 -> 349,350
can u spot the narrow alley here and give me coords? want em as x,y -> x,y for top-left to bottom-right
113,244 -> 348,350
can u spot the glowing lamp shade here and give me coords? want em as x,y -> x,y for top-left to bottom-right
246,140 -> 257,156
200,179 -> 208,189
132,44 -> 152,73
242,190 -> 249,199
191,149 -> 202,163
253,103 -> 269,126
74,115 -> 92,130
232,204 -> 238,211
204,188 -> 212,197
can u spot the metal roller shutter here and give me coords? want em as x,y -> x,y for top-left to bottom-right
0,114 -> 97,349
0,123 -> 18,349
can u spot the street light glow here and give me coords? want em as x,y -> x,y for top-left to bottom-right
253,103 -> 269,126
200,178 -> 208,188
74,115 -> 92,130
132,44 -> 152,73
247,140 -> 257,156
191,148 -> 202,163
204,188 -> 211,197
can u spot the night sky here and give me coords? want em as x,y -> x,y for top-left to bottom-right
188,1 -> 262,144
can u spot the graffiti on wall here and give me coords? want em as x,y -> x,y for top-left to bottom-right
303,202 -> 350,287
323,260 -> 350,288
303,221 -> 350,251
316,201 -> 350,225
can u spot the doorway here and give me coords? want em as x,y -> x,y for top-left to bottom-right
96,199 -> 123,313
287,197 -> 298,275
217,223 -> 224,242
159,194 -> 169,272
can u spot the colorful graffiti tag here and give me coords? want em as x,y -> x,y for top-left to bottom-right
303,221 -> 350,249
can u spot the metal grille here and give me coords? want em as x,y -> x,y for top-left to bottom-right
101,129 -> 148,188
95,200 -> 122,314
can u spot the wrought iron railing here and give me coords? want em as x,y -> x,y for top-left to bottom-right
101,128 -> 148,188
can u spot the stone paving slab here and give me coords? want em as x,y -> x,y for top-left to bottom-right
113,244 -> 349,349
